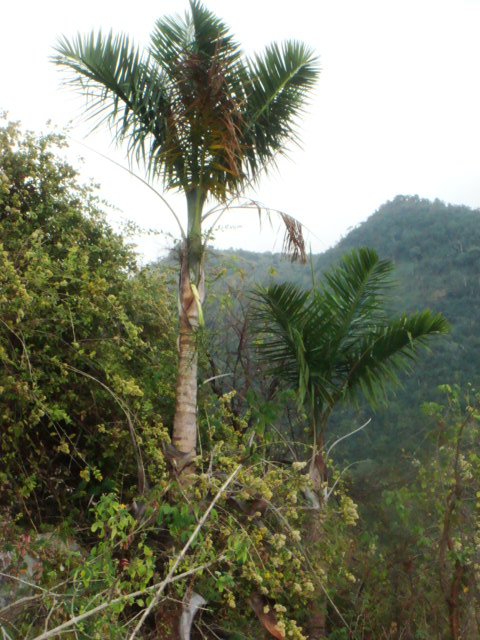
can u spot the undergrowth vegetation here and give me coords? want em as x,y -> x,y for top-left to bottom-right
1,122 -> 479,639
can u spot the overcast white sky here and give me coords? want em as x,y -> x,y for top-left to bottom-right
2,0 -> 480,261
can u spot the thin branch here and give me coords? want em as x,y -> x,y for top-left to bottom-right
325,460 -> 369,503
201,373 -> 233,385
29,560 -> 222,640
67,135 -> 187,242
269,424 -> 299,461
0,573 -> 69,599
127,465 -> 242,639
64,364 -> 147,496
325,419 -> 371,460
0,593 -> 42,617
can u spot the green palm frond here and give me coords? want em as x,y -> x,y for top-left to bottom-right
318,248 -> 394,352
252,249 -> 449,427
149,1 -> 249,196
52,32 -> 182,185
53,2 -> 318,201
242,41 -> 319,176
322,248 -> 393,321
252,282 -> 329,402
150,0 -> 243,79
342,310 -> 450,407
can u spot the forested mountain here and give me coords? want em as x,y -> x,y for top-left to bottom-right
205,195 -> 480,462
317,195 -> 480,460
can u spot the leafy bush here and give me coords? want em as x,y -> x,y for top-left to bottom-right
0,119 -> 177,523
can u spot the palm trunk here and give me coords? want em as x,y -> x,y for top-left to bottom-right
172,188 -> 205,457
306,457 -> 328,638
306,408 -> 328,639
172,260 -> 200,453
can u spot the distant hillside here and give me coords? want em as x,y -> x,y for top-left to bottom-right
205,195 -> 480,462
314,195 -> 480,461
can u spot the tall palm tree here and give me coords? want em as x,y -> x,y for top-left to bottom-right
53,1 -> 318,460
253,248 -> 449,489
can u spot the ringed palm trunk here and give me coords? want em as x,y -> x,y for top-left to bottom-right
172,188 -> 205,456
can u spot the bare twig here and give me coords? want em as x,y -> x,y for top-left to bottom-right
325,419 -> 371,460
67,135 -> 186,243
29,560 -> 223,640
127,465 -> 242,639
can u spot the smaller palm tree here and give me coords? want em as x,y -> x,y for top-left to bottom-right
253,247 -> 449,489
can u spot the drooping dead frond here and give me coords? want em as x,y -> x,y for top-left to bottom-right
244,200 -> 307,263
170,41 -> 247,188
280,212 -> 306,263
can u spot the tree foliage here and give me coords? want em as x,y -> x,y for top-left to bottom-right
253,248 -> 449,447
1,121 -> 477,640
348,385 -> 480,639
0,120 -> 346,640
0,119 -> 177,522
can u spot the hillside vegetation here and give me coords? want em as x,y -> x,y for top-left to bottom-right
319,196 -> 480,460
204,196 -> 480,462
1,120 -> 479,639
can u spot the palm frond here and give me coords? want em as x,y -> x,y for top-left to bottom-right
341,310 -> 450,407
252,282 -> 310,387
150,0 -> 243,80
252,282 -> 311,343
279,212 -> 307,263
322,248 -> 393,322
52,32 -> 183,186
252,282 -> 331,403
53,3 -> 318,201
242,41 -> 319,176
148,1 -> 249,199
252,249 -> 449,424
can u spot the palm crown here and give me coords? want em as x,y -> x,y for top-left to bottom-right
53,0 -> 318,201
253,248 -> 450,437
